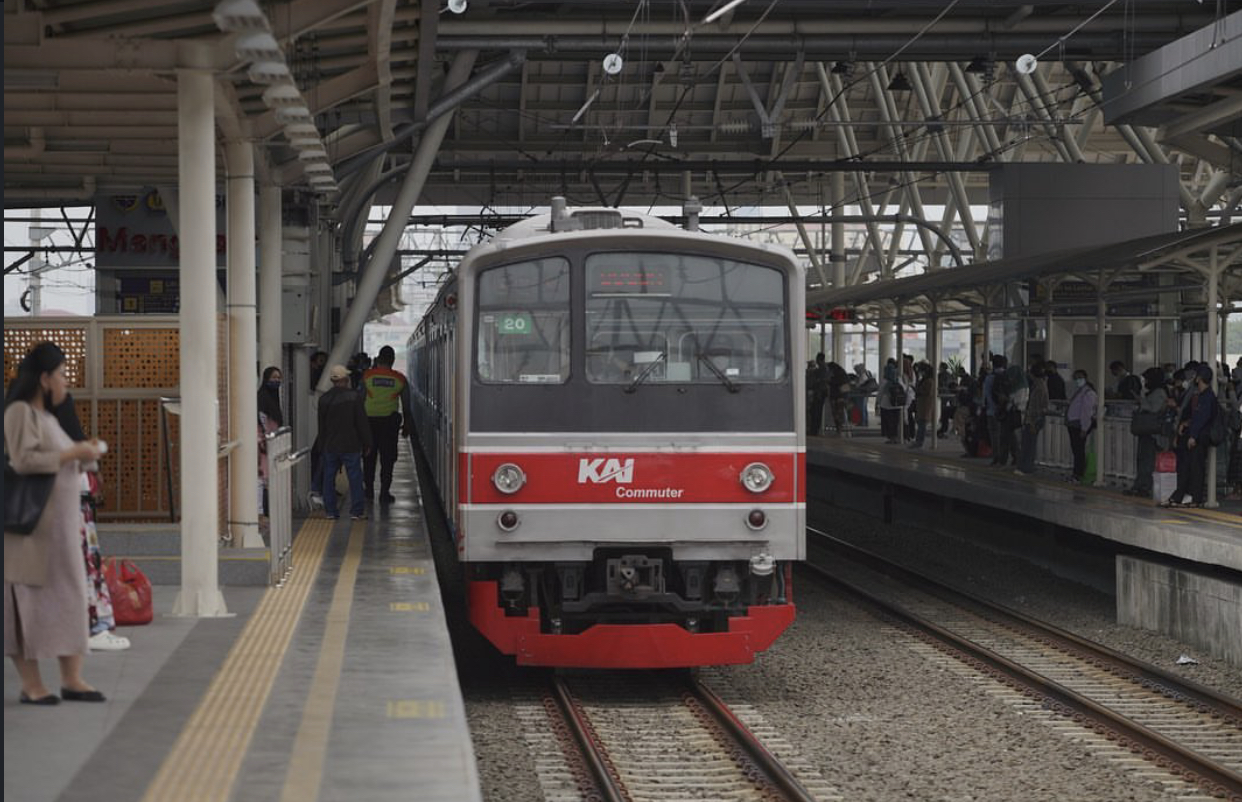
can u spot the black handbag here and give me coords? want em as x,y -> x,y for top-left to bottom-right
4,451 -> 56,535
1130,409 -> 1162,437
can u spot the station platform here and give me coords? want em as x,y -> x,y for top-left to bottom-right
807,429 -> 1242,573
3,450 -> 481,802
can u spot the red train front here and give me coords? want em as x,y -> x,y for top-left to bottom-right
409,200 -> 806,668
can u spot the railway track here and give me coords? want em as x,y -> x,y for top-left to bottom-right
539,671 -> 827,802
804,526 -> 1242,800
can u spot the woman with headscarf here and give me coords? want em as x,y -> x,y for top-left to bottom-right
1124,368 -> 1169,498
877,359 -> 906,445
4,341 -> 108,704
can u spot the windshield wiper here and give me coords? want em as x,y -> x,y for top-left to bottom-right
623,352 -> 666,393
696,352 -> 740,393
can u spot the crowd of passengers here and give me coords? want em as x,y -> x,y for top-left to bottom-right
807,354 -> 1242,508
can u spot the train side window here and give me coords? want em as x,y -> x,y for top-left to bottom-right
476,257 -> 571,384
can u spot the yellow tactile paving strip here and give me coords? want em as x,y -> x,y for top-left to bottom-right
280,522 -> 366,802
140,518 -> 335,802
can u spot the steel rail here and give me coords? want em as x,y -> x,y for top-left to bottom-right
687,676 -> 822,802
548,675 -> 627,802
801,528 -> 1242,799
807,526 -> 1242,724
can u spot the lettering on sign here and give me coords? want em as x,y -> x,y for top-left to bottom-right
577,457 -> 635,484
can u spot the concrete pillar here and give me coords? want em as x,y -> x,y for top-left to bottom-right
225,141 -> 262,549
930,310 -> 940,449
1206,249 -> 1220,508
831,173 -> 846,367
319,50 -> 479,392
258,183 -> 283,375
172,68 -> 228,618
896,302 -> 905,443
879,321 -> 894,370
1095,292 -> 1107,488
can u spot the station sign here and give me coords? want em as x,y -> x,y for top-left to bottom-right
95,189 -> 226,268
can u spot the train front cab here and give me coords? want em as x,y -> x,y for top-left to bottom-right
454,216 -> 805,669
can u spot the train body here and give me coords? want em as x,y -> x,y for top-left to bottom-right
408,201 -> 806,668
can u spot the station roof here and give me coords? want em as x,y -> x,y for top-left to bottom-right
806,223 -> 1242,319
4,1 -> 1238,210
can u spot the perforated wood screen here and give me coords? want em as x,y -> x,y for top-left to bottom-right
3,317 -> 229,528
2,327 -> 87,387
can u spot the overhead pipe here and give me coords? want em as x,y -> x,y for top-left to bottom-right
317,50 -> 480,393
867,65 -> 939,261
816,64 -> 886,261
336,49 -> 525,180
3,175 -> 95,202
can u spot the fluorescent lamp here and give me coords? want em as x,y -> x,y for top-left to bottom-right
262,83 -> 304,108
703,0 -> 746,24
213,0 -> 269,32
248,60 -> 291,84
275,105 -> 312,124
234,31 -> 282,62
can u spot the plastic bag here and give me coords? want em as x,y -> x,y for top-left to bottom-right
1083,450 -> 1098,484
103,558 -> 153,626
1155,450 -> 1177,473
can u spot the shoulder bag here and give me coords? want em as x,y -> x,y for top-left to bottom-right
1130,408 -> 1162,437
4,451 -> 56,535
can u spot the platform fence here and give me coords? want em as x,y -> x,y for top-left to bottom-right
263,426 -> 305,585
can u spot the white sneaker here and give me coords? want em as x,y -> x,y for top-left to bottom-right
307,492 -> 324,509
89,630 -> 131,651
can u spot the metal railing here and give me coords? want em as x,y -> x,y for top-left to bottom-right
1039,401 -> 1140,486
264,427 -> 309,586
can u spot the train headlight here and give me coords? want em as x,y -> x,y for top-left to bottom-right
740,462 -> 774,493
492,463 -> 527,494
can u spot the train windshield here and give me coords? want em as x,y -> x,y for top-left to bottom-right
585,252 -> 787,386
476,257 -> 571,384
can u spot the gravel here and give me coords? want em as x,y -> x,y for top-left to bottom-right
808,499 -> 1242,701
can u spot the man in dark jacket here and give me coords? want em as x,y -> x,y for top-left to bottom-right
1162,364 -> 1217,507
318,364 -> 373,520
1044,360 -> 1067,401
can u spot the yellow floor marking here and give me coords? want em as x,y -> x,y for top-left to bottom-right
390,601 -> 431,612
390,565 -> 426,575
386,699 -> 446,719
140,518 -> 335,802
279,521 -> 367,802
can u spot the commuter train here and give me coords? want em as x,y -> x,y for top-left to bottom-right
407,199 -> 806,668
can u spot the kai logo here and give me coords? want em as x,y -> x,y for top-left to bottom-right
577,458 -> 634,484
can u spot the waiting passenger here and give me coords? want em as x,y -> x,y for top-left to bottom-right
5,342 -> 109,705
1065,369 -> 1098,484
1044,360 -> 1067,401
1125,368 -> 1169,498
1160,365 -> 1216,508
807,353 -> 829,436
909,362 -> 935,449
851,363 -> 876,427
1108,360 -> 1142,401
827,362 -> 851,435
1015,362 -> 1048,475
878,359 -> 906,445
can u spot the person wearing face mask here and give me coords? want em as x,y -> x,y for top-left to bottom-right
1065,369 -> 1097,484
1160,365 -> 1218,508
1125,368 -> 1170,498
5,341 -> 109,705
257,366 -> 284,516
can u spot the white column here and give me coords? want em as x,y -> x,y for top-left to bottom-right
258,182 -> 283,374
226,141 -> 263,548
930,311 -> 941,449
172,68 -> 228,618
831,172 -> 846,366
1095,292 -> 1107,488
1206,249 -> 1220,508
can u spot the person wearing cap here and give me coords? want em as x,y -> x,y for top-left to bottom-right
1160,364 -> 1217,508
361,345 -> 411,503
316,364 -> 372,520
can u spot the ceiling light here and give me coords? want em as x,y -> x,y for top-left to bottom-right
212,0 -> 269,32
965,56 -> 988,74
275,105 -> 312,124
1016,54 -> 1039,75
831,61 -> 854,76
248,60 -> 291,84
234,31 -> 282,62
286,135 -> 321,148
297,148 -> 329,161
703,0 -> 747,25
283,122 -> 319,138
447,0 -> 468,12
303,161 -> 333,175
262,83 -> 304,108
886,70 -> 912,92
